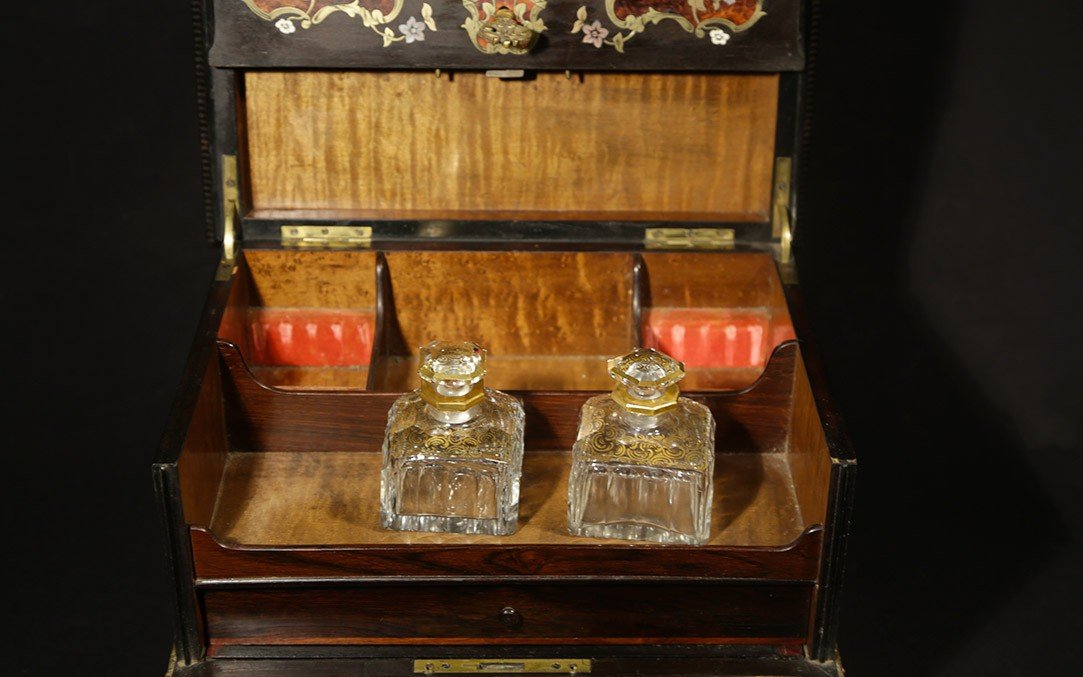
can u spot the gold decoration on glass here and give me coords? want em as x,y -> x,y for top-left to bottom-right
381,340 -> 525,535
568,346 -> 715,544
392,426 -> 517,460
462,1 -> 548,54
607,348 -> 685,415
570,0 -> 765,53
418,341 -> 488,411
576,422 -> 712,473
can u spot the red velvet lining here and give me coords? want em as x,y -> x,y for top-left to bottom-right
644,308 -> 796,369
247,309 -> 375,367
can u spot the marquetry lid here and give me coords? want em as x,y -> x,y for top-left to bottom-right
208,1 -> 803,72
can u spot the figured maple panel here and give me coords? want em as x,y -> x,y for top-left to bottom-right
382,251 -> 636,358
209,451 -> 805,548
245,72 -> 779,221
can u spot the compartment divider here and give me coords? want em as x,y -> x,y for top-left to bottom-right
366,251 -> 392,392
215,338 -> 798,456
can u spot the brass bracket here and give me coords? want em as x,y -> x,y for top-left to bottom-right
773,156 -> 793,263
217,155 -> 240,280
414,659 -> 591,674
281,225 -> 373,248
644,227 -> 735,250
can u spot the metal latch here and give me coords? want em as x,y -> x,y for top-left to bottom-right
773,156 -> 793,263
281,225 -> 373,248
216,155 -> 240,280
644,227 -> 735,250
414,659 -> 590,674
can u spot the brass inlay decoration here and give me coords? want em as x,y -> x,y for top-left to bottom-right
463,1 -> 548,54
571,0 -> 765,53
240,0 -> 439,47
415,659 -> 591,674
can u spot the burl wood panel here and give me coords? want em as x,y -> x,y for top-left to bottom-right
382,251 -> 635,358
242,250 -> 376,309
788,349 -> 833,527
177,358 -> 229,528
641,252 -> 781,309
209,451 -> 803,548
202,582 -> 812,646
217,340 -> 797,455
245,72 -> 779,221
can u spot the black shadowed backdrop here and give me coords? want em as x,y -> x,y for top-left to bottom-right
3,1 -> 1080,674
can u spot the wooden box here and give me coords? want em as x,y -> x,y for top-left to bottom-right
156,2 -> 855,675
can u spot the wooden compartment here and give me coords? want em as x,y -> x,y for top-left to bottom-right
219,249 -> 796,392
219,250 -> 377,389
163,12 -> 856,667
175,248 -> 834,650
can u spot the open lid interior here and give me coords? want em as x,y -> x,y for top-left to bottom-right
201,1 -> 807,246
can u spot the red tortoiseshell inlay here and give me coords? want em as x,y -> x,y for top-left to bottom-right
248,309 -> 375,367
612,0 -> 762,27
247,0 -> 399,16
644,308 -> 796,370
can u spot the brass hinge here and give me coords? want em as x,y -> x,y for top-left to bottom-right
644,227 -> 735,250
414,659 -> 591,674
217,155 -> 240,280
281,225 -> 373,248
773,156 -> 793,263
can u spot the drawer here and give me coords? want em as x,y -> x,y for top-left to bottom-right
203,582 -> 813,647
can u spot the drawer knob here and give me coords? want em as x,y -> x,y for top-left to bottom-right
500,605 -> 524,629
478,8 -> 540,55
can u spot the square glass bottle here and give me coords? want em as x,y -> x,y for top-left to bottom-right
568,348 -> 716,545
380,341 -> 525,535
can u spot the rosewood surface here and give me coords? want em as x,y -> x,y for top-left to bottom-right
216,339 -> 798,454
207,451 -> 805,548
202,582 -> 813,646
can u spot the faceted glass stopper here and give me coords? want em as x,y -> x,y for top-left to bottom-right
418,341 -> 487,410
607,348 -> 686,415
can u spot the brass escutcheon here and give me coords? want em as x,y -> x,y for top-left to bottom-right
478,8 -> 539,54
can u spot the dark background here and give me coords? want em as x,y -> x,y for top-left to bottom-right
4,1 -> 1081,674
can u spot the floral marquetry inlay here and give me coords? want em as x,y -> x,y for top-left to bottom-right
240,0 -> 438,47
572,0 -> 765,52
